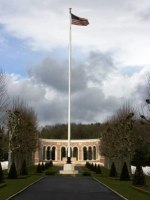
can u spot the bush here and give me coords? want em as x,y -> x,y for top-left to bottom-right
41,162 -> 45,171
96,165 -> 102,174
45,170 -> 56,176
36,163 -> 42,173
8,162 -> 18,179
109,162 -> 117,177
20,160 -> 28,176
0,162 -> 4,183
45,161 -> 53,169
120,162 -> 130,181
82,171 -> 91,176
132,165 -> 146,186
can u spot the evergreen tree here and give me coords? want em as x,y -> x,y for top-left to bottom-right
109,162 -> 117,177
94,164 -> 97,172
41,162 -> 45,171
20,160 -> 28,176
36,163 -> 42,173
0,162 -> 4,183
96,164 -> 102,174
132,165 -> 146,186
8,162 -> 18,179
120,162 -> 130,181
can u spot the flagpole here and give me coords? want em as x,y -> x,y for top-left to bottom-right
67,8 -> 72,164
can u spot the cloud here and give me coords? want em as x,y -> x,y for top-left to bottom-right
1,0 -> 150,125
28,57 -> 88,93
5,51 -> 150,125
0,0 -> 150,66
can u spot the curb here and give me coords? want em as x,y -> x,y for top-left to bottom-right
93,177 -> 128,200
7,176 -> 46,200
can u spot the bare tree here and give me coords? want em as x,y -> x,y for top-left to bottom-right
7,98 -> 38,172
0,70 -> 9,122
100,103 -> 137,173
0,70 -> 9,162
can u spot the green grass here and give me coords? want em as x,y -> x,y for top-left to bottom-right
91,166 -> 150,200
0,174 -> 44,200
0,165 -> 46,200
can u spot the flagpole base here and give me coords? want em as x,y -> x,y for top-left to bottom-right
59,163 -> 78,175
66,156 -> 72,164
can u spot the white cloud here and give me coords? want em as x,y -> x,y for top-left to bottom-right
5,52 -> 150,125
0,0 -> 150,66
0,0 -> 150,125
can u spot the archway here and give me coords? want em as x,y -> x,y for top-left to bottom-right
51,146 -> 56,160
93,146 -> 96,160
83,146 -> 87,160
73,147 -> 78,160
61,147 -> 66,160
43,146 -> 46,160
46,146 -> 51,160
88,146 -> 92,160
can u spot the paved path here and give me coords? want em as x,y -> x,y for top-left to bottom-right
11,176 -> 123,200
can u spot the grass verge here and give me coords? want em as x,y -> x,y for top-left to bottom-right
91,166 -> 150,200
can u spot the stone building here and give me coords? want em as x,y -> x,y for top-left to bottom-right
34,138 -> 104,165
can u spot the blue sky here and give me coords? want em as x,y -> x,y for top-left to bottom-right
0,0 -> 150,125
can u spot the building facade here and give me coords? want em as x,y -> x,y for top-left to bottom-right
35,138 -> 104,165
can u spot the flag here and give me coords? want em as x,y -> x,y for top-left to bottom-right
71,13 -> 89,26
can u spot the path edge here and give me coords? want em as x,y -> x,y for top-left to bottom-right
93,177 -> 128,200
6,176 -> 46,200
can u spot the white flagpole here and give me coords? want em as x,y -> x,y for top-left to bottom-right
67,8 -> 72,163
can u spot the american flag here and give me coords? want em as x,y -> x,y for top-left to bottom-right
71,13 -> 89,26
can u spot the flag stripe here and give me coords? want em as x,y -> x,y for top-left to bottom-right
71,13 -> 89,26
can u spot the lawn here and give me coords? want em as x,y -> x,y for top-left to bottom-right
0,174 -> 44,200
0,165 -> 46,200
92,166 -> 150,200
1,164 -> 150,200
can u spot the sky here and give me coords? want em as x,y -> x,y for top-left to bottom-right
0,0 -> 150,126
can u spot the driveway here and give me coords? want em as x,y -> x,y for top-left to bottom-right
10,176 -> 123,200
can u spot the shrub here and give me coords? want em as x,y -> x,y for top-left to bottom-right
0,162 -> 4,183
36,163 -> 42,173
45,170 -> 56,176
41,162 -> 45,171
8,162 -> 18,179
109,162 -> 117,177
93,164 -> 97,172
20,160 -> 28,176
132,165 -> 146,186
96,164 -> 102,174
120,162 -> 130,181
82,171 -> 91,176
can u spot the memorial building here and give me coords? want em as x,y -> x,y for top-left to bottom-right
34,138 -> 104,165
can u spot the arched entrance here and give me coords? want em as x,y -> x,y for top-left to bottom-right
43,146 -> 46,160
93,146 -> 96,160
61,147 -> 66,160
83,146 -> 87,160
46,146 -> 51,160
51,146 -> 56,160
73,147 -> 78,160
88,146 -> 92,160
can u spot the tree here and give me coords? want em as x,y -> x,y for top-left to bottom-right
20,160 -> 28,176
0,70 -> 9,162
8,162 -> 18,179
100,104 -> 137,173
36,163 -> 42,173
132,165 -> 146,186
7,98 -> 38,173
109,162 -> 117,177
0,162 -> 4,183
96,164 -> 102,174
0,126 -> 8,161
120,162 -> 130,181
